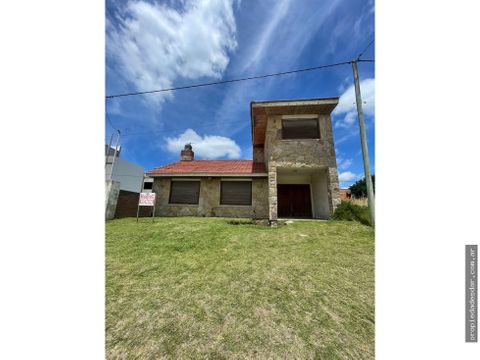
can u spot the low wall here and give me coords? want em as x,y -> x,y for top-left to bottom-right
114,190 -> 152,218
105,180 -> 120,220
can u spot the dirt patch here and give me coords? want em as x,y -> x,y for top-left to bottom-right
226,219 -> 286,227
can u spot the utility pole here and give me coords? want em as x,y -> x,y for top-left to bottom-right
108,130 -> 121,180
352,60 -> 375,226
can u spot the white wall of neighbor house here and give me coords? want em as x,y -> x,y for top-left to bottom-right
277,170 -> 330,219
105,157 -> 144,193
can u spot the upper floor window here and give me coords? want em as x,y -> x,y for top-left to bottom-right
282,118 -> 320,139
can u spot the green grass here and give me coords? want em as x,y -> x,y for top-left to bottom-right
332,201 -> 372,226
106,217 -> 374,359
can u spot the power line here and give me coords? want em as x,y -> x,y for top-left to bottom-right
105,98 -> 121,136
106,112 -> 117,131
105,53 -> 374,135
106,60 -> 353,99
356,38 -> 374,60
106,59 -> 374,137
105,41 -> 376,100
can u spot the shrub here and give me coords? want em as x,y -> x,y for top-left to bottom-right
332,201 -> 372,226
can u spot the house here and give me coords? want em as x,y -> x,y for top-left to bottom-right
340,188 -> 351,201
146,98 -> 341,224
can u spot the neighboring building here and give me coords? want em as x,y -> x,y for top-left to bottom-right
146,98 -> 341,223
105,145 -> 146,218
340,188 -> 351,201
105,145 -> 144,193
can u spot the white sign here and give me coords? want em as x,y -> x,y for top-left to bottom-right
139,192 -> 156,206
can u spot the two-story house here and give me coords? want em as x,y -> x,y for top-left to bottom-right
146,97 -> 341,224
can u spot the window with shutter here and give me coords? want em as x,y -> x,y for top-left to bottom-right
220,181 -> 252,205
169,181 -> 200,204
282,118 -> 320,139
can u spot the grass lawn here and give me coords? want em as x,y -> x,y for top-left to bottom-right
106,217 -> 374,359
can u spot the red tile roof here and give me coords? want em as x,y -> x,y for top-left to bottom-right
146,160 -> 266,175
339,188 -> 350,201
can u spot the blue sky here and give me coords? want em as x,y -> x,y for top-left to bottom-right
106,0 -> 374,188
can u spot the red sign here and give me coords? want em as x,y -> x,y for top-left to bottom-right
139,192 -> 156,206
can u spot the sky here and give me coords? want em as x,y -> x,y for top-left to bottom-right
106,0 -> 375,188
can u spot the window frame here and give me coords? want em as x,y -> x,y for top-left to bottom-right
143,181 -> 153,190
281,117 -> 320,140
219,180 -> 252,206
168,180 -> 200,205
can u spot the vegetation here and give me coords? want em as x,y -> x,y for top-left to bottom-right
332,201 -> 371,226
349,175 -> 375,198
345,197 -> 368,207
106,217 -> 374,359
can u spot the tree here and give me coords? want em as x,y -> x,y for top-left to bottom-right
349,175 -> 375,198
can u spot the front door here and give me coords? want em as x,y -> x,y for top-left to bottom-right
277,184 -> 313,218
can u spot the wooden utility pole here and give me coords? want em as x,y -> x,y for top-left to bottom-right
352,60 -> 375,226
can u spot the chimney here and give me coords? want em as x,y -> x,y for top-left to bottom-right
180,143 -> 194,161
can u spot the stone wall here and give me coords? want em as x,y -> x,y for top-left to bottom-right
253,145 -> 265,163
264,115 -> 337,168
152,177 -> 269,218
268,162 -> 278,221
264,114 -> 340,219
326,166 -> 341,213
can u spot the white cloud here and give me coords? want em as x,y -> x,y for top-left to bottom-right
338,171 -> 361,182
166,129 -> 241,159
335,128 -> 359,145
239,0 -> 292,72
214,0 -> 342,136
239,0 -> 342,74
338,158 -> 353,170
334,78 -> 375,128
107,0 -> 238,105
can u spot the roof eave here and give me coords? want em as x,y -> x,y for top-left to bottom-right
145,172 -> 268,178
250,97 -> 340,108
250,97 -> 340,146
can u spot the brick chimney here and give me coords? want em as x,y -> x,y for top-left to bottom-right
180,143 -> 194,161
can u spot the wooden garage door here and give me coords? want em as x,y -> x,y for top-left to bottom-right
277,184 -> 312,218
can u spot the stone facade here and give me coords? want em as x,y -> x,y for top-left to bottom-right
262,113 -> 340,219
152,178 -> 269,218
264,115 -> 337,168
253,145 -> 265,163
267,162 -> 278,221
326,166 -> 341,214
147,98 -> 341,222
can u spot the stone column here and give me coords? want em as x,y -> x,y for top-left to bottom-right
268,161 -> 278,225
326,167 -> 341,216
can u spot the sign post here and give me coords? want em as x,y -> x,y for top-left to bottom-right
137,192 -> 156,223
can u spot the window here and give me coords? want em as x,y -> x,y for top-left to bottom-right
143,181 -> 153,190
282,118 -> 320,139
220,181 -> 252,205
169,181 -> 200,204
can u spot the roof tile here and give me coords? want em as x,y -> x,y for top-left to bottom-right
146,160 -> 265,175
